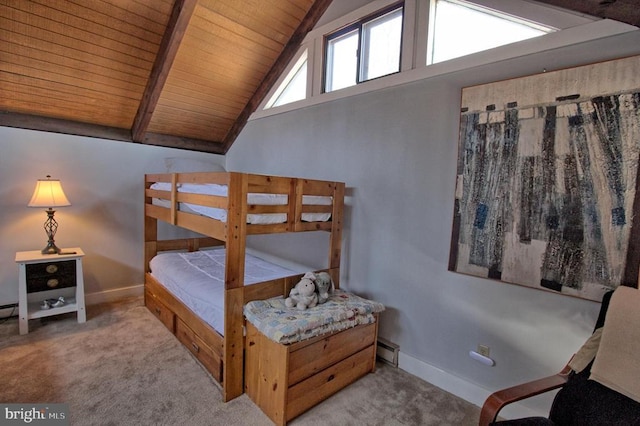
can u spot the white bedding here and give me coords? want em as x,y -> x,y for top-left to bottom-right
150,182 -> 331,224
149,247 -> 296,335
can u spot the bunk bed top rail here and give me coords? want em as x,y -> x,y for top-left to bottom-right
144,172 -> 345,237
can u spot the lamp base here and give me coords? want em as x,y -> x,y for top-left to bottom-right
40,208 -> 61,255
41,242 -> 61,255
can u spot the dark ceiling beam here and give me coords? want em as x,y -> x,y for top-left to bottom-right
141,132 -> 225,154
220,0 -> 334,154
0,111 -> 224,154
131,0 -> 198,143
0,111 -> 132,142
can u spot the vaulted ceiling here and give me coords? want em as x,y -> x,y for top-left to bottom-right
0,0 -> 638,154
0,0 -> 331,154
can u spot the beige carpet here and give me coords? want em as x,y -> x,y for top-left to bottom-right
0,298 -> 480,425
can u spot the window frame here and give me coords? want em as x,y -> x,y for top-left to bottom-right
322,1 -> 405,93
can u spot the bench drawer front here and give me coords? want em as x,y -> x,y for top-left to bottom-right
176,318 -> 222,382
288,322 -> 376,385
145,290 -> 175,332
287,344 -> 375,421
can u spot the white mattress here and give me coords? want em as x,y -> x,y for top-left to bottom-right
149,247 -> 295,335
150,182 -> 331,224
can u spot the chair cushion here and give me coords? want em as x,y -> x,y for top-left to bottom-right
549,368 -> 640,425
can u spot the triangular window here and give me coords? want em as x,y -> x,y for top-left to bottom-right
265,50 -> 308,109
428,0 -> 556,65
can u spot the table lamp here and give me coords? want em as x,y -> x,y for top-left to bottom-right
28,175 -> 71,254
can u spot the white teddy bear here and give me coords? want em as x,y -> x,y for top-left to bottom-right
285,272 -> 318,310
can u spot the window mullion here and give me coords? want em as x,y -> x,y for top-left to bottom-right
356,25 -> 363,84
403,0 -> 421,71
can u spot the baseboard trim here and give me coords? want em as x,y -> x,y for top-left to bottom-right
85,285 -> 144,306
398,351 -> 547,420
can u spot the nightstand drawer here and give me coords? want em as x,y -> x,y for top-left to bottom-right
26,260 -> 76,293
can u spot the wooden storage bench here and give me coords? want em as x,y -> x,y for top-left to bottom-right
244,317 -> 379,425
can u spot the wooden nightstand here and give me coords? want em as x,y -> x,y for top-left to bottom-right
15,248 -> 86,335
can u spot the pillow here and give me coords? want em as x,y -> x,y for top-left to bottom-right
590,285 -> 640,403
164,157 -> 226,173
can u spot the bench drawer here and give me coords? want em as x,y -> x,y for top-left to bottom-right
176,318 -> 222,382
287,344 -> 375,421
288,322 -> 376,385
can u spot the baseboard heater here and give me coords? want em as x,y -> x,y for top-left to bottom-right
376,337 -> 399,367
0,303 -> 19,319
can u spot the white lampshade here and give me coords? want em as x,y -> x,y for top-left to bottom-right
28,176 -> 71,208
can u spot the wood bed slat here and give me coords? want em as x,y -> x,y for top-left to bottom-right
145,203 -> 171,223
177,192 -> 227,209
177,172 -> 229,185
300,205 -> 333,213
146,188 -> 169,199
154,237 -> 223,252
297,179 -> 338,196
175,211 -> 226,239
247,204 -> 289,214
247,223 -> 290,234
295,221 -> 333,232
247,175 -> 294,193
242,275 -> 301,304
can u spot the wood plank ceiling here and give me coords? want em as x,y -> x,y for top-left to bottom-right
1,0 -> 638,154
0,0 -> 331,154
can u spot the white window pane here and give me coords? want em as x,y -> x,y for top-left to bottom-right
430,0 -> 552,65
361,8 -> 403,81
326,30 -> 358,92
272,61 -> 307,107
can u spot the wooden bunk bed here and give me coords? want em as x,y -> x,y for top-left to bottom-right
143,171 -> 345,402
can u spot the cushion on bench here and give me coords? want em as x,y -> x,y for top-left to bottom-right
244,290 -> 385,344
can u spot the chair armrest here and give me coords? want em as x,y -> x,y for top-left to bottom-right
478,364 -> 572,426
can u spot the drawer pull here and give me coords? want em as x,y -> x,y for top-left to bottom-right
191,342 -> 200,353
327,374 -> 335,382
47,278 -> 59,288
46,264 -> 58,274
155,307 -> 161,314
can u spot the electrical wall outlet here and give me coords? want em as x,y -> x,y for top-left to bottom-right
477,344 -> 490,357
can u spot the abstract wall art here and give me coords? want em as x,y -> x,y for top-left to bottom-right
449,55 -> 640,301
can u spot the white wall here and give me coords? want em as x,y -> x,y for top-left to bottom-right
0,129 -> 224,306
227,25 -> 640,416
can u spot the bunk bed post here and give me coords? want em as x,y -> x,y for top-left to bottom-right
329,182 -> 345,289
144,177 -> 158,273
223,172 -> 248,402
144,217 -> 158,273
